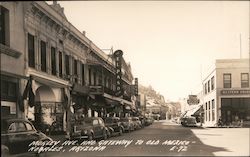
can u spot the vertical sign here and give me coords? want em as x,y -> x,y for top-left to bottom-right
114,50 -> 123,97
134,78 -> 138,96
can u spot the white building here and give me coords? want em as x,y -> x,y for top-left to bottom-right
202,59 -> 250,127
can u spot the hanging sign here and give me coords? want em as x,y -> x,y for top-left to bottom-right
114,50 -> 123,97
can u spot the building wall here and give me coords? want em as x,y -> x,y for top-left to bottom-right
1,2 -> 25,76
203,69 -> 217,126
202,59 -> 250,127
1,2 -> 26,118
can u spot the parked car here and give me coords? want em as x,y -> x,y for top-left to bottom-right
68,117 -> 110,141
120,117 -> 135,132
132,117 -> 142,130
104,117 -> 124,136
181,117 -> 197,127
145,117 -> 154,126
1,118 -> 52,156
139,116 -> 146,128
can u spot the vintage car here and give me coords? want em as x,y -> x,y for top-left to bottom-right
145,117 -> 154,126
1,118 -> 52,156
181,117 -> 197,127
104,117 -> 124,136
68,117 -> 110,141
120,117 -> 135,132
132,117 -> 142,130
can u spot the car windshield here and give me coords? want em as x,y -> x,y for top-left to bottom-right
83,119 -> 93,126
120,118 -> 129,122
105,118 -> 113,123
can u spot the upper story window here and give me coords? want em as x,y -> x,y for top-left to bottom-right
0,6 -> 9,46
59,51 -> 63,77
65,54 -> 70,77
223,73 -> 231,88
208,80 -> 210,93
82,64 -> 85,86
40,40 -> 47,72
51,47 -> 56,75
74,59 -> 78,83
204,83 -> 207,94
28,33 -> 35,68
211,76 -> 214,90
241,73 -> 249,88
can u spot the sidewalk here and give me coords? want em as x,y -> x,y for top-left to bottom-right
191,127 -> 250,156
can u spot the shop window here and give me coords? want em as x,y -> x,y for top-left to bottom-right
40,40 -> 47,72
59,51 -> 62,77
65,54 -> 70,77
223,73 -> 231,88
0,6 -> 9,46
51,47 -> 56,75
28,33 -> 35,68
0,79 -> 17,102
211,76 -> 214,90
241,73 -> 249,88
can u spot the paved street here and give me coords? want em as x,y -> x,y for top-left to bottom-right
41,120 -> 249,157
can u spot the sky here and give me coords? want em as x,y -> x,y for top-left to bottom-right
52,1 -> 249,101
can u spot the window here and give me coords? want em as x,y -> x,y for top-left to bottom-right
16,122 -> 26,132
65,54 -> 70,77
211,76 -> 214,90
241,73 -> 249,88
205,83 -> 207,94
40,40 -> 47,72
8,123 -> 16,132
59,51 -> 62,77
51,47 -> 56,75
1,79 -> 17,102
89,68 -> 92,85
223,74 -> 231,88
74,59 -> 78,83
93,72 -> 96,85
208,101 -> 211,121
208,80 -> 210,93
0,6 -> 9,46
25,122 -> 34,131
212,99 -> 215,121
93,120 -> 98,125
82,64 -> 85,85
28,34 -> 35,68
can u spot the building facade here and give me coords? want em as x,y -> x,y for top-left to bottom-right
1,1 -> 138,134
202,59 -> 250,127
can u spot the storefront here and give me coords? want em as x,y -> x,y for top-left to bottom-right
24,76 -> 69,134
1,74 -> 20,118
221,97 -> 250,125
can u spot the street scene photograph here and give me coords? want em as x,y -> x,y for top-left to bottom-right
0,1 -> 250,157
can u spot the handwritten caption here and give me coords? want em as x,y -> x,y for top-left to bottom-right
28,139 -> 195,153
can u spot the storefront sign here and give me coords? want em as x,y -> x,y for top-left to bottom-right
221,90 -> 250,95
114,50 -> 123,97
187,95 -> 199,105
89,86 -> 103,95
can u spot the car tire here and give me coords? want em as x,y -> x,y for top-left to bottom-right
88,133 -> 93,141
103,131 -> 108,140
119,127 -> 123,136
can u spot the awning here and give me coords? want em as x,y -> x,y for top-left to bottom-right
72,84 -> 89,95
184,105 -> 202,117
